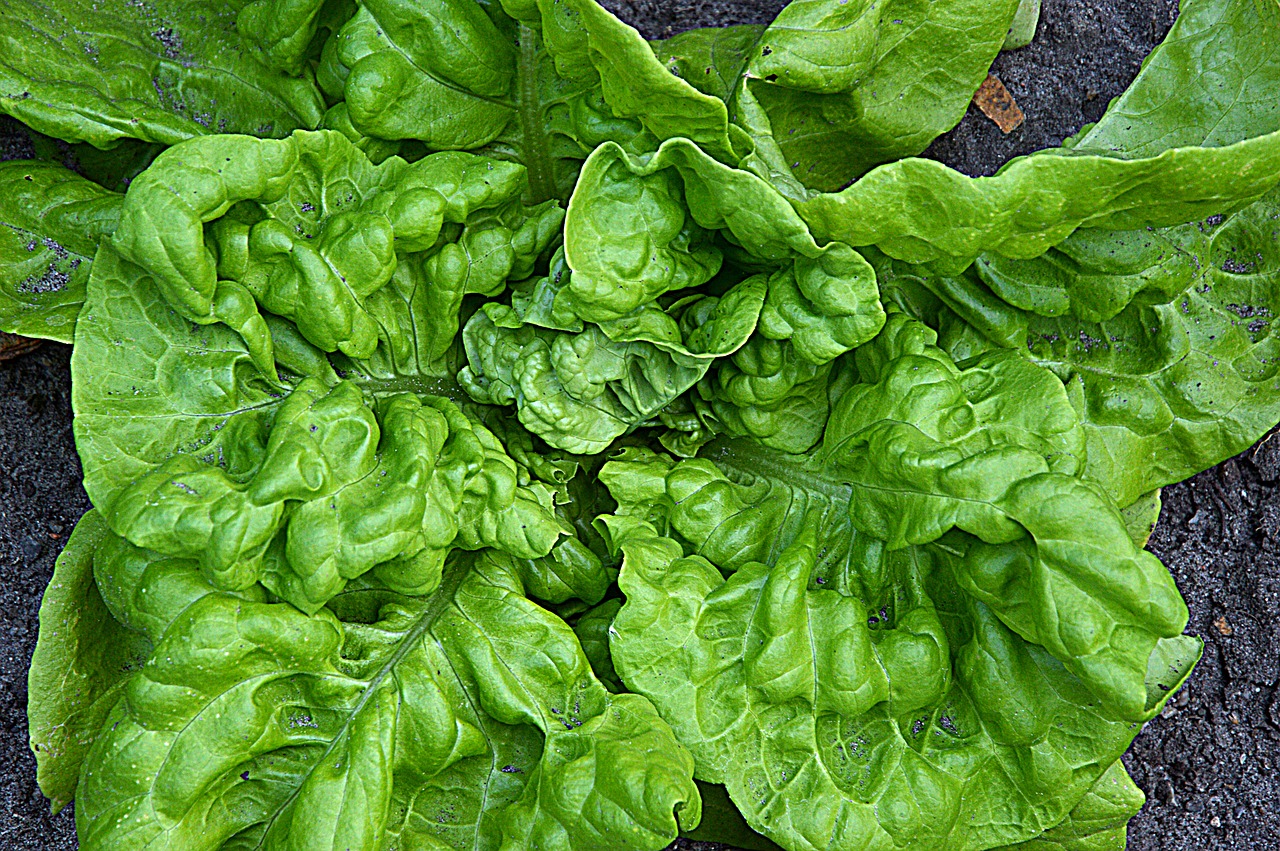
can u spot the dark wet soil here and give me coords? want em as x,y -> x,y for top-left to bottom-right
2,2 -> 1277,849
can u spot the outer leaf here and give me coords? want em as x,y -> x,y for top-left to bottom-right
975,0 -> 1280,323
795,129 -> 1280,270
27,511 -> 151,813
75,538 -> 699,849
654,0 -> 1020,189
0,0 -> 324,148
606,514 -> 1194,851
789,0 -> 1280,269
1000,760 -> 1144,850
317,0 -> 677,202
73,132 -> 566,613
823,315 -> 1185,719
735,0 -> 1021,189
1074,0 -> 1280,155
0,161 -> 120,342
884,190 -> 1280,508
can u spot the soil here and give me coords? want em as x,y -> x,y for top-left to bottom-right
1,2 -> 1276,849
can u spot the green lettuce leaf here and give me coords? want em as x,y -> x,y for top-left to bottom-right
0,160 -> 120,342
26,510 -> 151,813
974,0 -> 1280,324
786,0 -> 1280,270
70,532 -> 699,849
460,272 -> 767,454
879,188 -> 1280,508
1000,760 -> 1145,850
313,0 -> 670,202
73,130 -> 568,613
1072,0 -> 1280,156
651,0 -> 1021,189
460,138 -> 884,453
605,512 -> 1190,851
597,313 -> 1198,850
0,0 -> 325,148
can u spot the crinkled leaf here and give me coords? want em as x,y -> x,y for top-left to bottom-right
601,324 -> 1196,726
461,138 -> 883,453
0,0 -> 324,148
789,0 -> 1280,270
976,0 -> 1280,323
460,273 -> 767,454
606,512 -> 1194,851
561,153 -> 723,322
316,0 -> 685,202
822,314 -> 1186,719
26,511 -> 151,813
0,161 -> 120,342
74,132 -> 566,612
886,190 -> 1280,508
999,760 -> 1144,850
236,0 -> 353,74
74,537 -> 699,849
111,130 -> 560,366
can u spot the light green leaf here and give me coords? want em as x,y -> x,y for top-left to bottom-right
460,273 -> 767,454
73,132 -> 566,613
0,0 -> 325,148
1075,0 -> 1280,155
790,0 -> 1280,270
888,190 -> 1280,508
999,760 -> 1144,850
318,0 -> 673,202
607,513 -> 1194,851
74,539 -> 700,849
0,161 -> 120,342
27,511 -> 151,814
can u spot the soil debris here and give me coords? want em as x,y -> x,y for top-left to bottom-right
972,74 -> 1026,133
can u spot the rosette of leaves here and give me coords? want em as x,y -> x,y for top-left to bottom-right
597,312 -> 1199,851
71,129 -> 573,613
459,138 -> 885,454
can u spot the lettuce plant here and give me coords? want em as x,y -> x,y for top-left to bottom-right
6,0 -> 1280,849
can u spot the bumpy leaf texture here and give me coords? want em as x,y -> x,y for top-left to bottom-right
601,318 -> 1199,851
0,0 -> 325,147
459,139 -> 885,454
0,161 -> 120,342
17,0 -> 1280,849
67,528 -> 698,849
74,130 -> 571,612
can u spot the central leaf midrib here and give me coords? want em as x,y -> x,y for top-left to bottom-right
700,436 -> 852,502
352,372 -> 467,400
516,23 -> 556,204
253,557 -> 473,848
